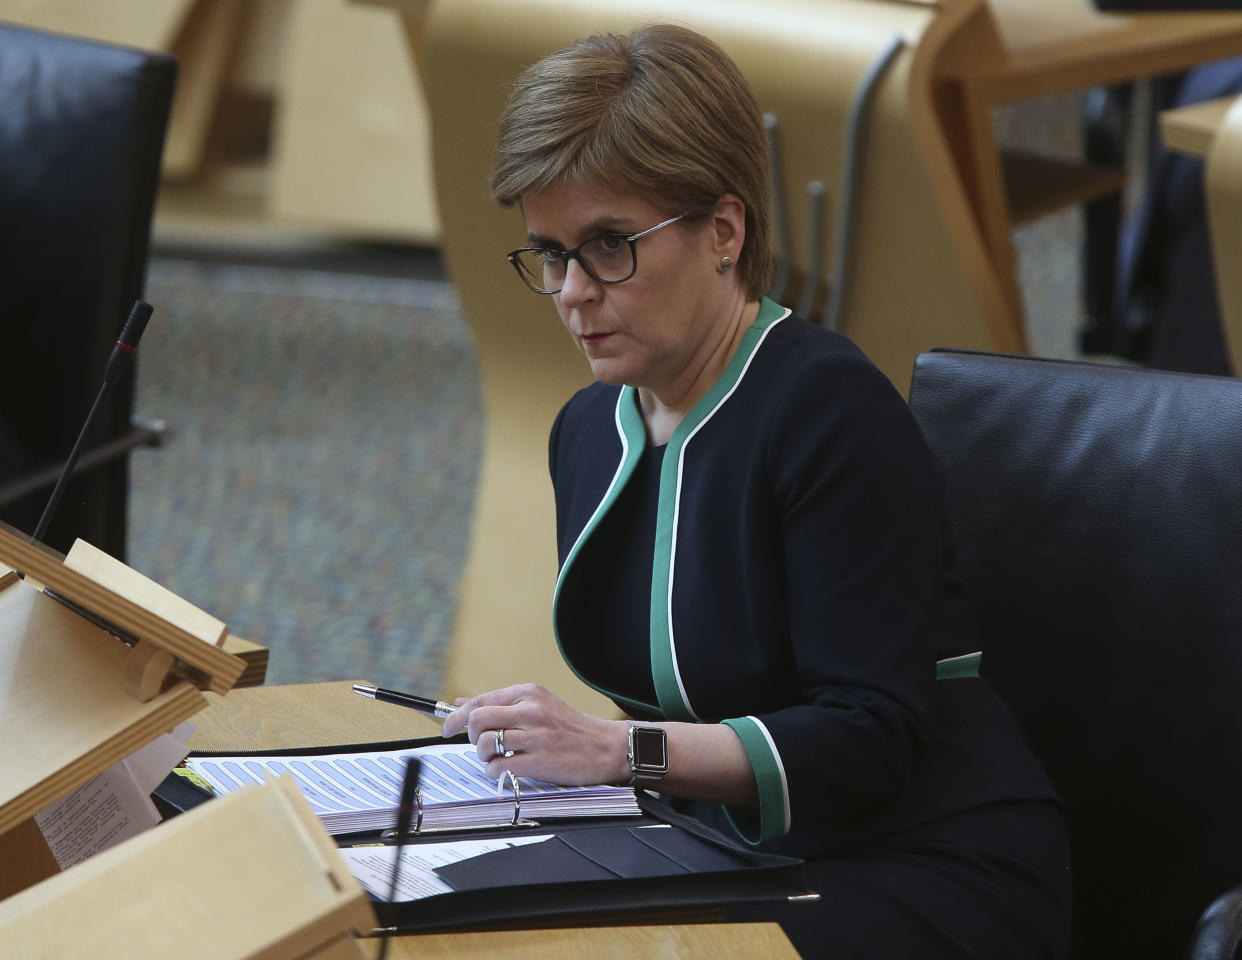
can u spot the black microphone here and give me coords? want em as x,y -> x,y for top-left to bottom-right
104,300 -> 153,385
377,757 -> 421,959
30,299 -> 153,545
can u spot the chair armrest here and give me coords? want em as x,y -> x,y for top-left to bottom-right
0,417 -> 168,508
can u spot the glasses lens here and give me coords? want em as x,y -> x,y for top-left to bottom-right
513,249 -> 563,293
580,236 -> 636,283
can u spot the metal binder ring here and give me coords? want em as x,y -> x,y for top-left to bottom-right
413,785 -> 423,835
502,769 -> 521,825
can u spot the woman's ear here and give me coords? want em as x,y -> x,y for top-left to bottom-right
710,193 -> 747,259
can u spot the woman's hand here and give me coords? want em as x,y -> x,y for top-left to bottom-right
441,683 -> 630,785
441,683 -> 760,807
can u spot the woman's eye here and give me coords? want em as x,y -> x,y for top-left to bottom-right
593,235 -> 627,256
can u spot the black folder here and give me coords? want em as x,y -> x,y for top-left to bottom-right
159,736 -> 813,933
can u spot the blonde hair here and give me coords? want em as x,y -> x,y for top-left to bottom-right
491,24 -> 773,300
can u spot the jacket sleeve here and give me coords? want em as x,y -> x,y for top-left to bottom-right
721,348 -> 954,844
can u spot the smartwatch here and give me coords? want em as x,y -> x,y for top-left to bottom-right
626,722 -> 669,786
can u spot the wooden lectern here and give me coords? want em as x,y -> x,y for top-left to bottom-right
0,776 -> 376,959
0,526 -> 243,838
0,524 -> 378,956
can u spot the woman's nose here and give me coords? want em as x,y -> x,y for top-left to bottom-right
558,256 -> 599,307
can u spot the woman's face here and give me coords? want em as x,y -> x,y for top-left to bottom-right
521,181 -> 738,396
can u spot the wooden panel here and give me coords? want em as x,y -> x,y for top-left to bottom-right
944,12 -> 1242,101
164,0 -> 247,179
1205,95 -> 1242,376
0,527 -> 244,693
65,539 -> 228,648
221,634 -> 269,687
0,778 -> 375,959
269,0 -> 438,243
0,579 -> 207,835
1002,149 -> 1124,224
986,0 -> 1125,55
0,818 -> 59,901
1162,95 -> 1234,158
388,922 -> 800,959
227,0 -> 289,95
0,0 -> 192,48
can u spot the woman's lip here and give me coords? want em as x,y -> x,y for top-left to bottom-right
581,332 -> 612,344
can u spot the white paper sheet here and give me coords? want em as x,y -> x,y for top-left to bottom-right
339,834 -> 553,901
33,722 -> 196,869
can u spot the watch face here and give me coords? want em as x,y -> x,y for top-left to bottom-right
632,726 -> 668,771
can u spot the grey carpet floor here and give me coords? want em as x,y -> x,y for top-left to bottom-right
127,256 -> 480,691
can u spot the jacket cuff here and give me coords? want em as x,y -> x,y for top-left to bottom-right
720,716 -> 791,844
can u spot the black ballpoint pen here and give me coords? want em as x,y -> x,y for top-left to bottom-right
353,682 -> 456,719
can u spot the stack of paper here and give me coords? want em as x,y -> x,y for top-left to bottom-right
186,742 -> 641,834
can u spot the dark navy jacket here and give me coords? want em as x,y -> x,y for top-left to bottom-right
549,299 -> 1056,856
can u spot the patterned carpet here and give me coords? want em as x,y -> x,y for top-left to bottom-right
127,255 -> 480,691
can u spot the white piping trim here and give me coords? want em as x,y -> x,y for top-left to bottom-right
665,308 -> 792,719
744,715 -> 793,835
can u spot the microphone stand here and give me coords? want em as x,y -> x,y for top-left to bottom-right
30,300 -> 152,545
377,757 -> 422,959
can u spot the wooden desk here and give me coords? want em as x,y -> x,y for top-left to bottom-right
382,923 -> 799,959
931,1 -> 1242,345
1159,93 -> 1242,375
1161,95 -> 1233,158
188,679 -> 440,750
191,681 -> 802,959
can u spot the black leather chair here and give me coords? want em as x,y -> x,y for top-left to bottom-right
0,21 -> 174,559
907,349 -> 1242,960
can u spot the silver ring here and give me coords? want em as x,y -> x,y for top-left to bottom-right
494,728 -> 505,758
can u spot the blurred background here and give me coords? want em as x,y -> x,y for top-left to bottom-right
0,0 -> 1203,692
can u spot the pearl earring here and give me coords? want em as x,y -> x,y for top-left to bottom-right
719,256 -> 734,271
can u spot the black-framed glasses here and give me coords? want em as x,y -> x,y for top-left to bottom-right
505,214 -> 685,295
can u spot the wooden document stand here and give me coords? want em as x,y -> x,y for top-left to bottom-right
0,524 -> 246,896
0,776 -> 377,959
0,525 -> 245,834
0,527 -> 377,957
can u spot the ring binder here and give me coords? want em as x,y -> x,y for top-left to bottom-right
380,773 -> 540,838
503,769 -> 520,827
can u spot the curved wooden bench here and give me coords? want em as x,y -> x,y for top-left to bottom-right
400,0 -> 1006,712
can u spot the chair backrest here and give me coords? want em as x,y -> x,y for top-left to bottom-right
907,348 -> 1242,960
0,21 -> 174,558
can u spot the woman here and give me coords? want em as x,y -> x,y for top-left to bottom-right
442,23 -> 1071,957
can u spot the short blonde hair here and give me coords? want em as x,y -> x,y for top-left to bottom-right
491,24 -> 773,300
